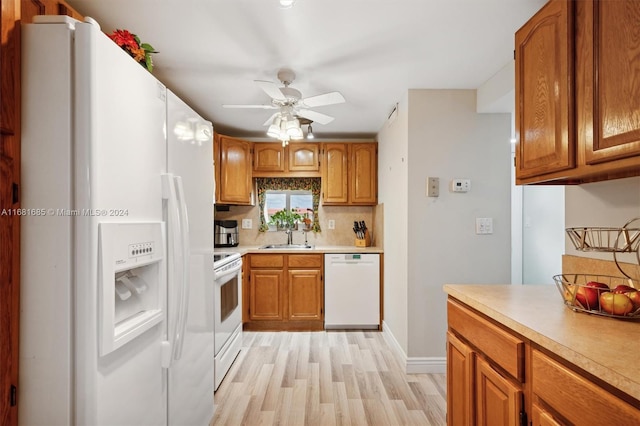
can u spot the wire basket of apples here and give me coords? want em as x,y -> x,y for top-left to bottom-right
553,274 -> 640,319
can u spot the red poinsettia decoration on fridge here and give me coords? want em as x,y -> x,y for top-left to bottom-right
108,29 -> 157,72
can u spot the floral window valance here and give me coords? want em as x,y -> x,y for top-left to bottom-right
257,177 -> 321,232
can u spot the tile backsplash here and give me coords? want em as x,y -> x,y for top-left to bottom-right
215,204 -> 382,247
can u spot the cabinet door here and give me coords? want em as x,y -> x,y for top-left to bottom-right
475,357 -> 522,426
288,142 -> 319,172
249,269 -> 284,321
515,0 -> 574,180
580,0 -> 640,164
21,0 -> 83,25
253,142 -> 285,172
532,349 -> 640,425
531,404 -> 562,426
321,143 -> 348,204
350,143 -> 377,205
446,331 -> 475,426
288,268 -> 322,321
217,135 -> 253,205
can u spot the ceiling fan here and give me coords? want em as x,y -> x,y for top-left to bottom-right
222,69 -> 346,140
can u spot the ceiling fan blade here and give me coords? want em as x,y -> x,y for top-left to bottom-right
222,104 -> 278,109
255,80 -> 287,101
300,91 -> 345,108
297,109 -> 335,125
262,113 -> 279,126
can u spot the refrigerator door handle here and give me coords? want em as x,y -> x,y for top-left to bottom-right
172,175 -> 191,361
161,173 -> 184,369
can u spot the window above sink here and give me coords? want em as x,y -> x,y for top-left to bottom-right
256,178 -> 321,232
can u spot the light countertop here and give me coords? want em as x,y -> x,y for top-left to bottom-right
443,284 -> 640,402
217,245 -> 383,256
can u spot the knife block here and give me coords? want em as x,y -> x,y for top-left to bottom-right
355,230 -> 371,247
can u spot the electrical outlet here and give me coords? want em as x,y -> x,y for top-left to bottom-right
241,219 -> 252,229
328,220 -> 335,230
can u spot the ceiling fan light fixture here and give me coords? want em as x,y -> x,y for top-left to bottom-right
285,118 -> 303,140
307,124 -> 314,139
267,116 -> 282,138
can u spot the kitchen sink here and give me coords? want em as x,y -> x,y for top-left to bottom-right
259,244 -> 314,250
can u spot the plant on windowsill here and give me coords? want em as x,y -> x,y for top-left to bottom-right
269,208 -> 303,231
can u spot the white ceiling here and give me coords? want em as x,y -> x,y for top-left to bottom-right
67,0 -> 545,139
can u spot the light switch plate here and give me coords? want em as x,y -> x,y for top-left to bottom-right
241,219 -> 252,229
427,177 -> 440,197
475,217 -> 493,234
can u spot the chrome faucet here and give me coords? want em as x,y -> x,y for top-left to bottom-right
285,228 -> 293,245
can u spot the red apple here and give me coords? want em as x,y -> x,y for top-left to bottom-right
575,282 -> 609,310
599,292 -> 634,316
613,284 -> 637,294
624,291 -> 640,310
587,281 -> 610,290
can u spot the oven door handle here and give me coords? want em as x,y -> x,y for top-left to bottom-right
215,263 -> 241,284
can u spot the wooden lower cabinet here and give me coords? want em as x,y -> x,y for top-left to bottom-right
531,404 -> 562,426
448,297 -> 640,426
288,268 -> 322,321
475,357 -> 522,426
446,331 -> 475,426
446,330 -> 522,426
531,348 -> 640,425
245,253 -> 323,330
249,269 -> 284,321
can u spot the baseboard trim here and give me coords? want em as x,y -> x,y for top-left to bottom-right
382,321 -> 446,374
406,357 -> 446,374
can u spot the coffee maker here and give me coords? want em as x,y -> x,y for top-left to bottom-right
214,220 -> 239,247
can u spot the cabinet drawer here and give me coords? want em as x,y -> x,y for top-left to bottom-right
447,299 -> 525,382
532,349 -> 640,425
288,254 -> 322,268
250,254 -> 284,268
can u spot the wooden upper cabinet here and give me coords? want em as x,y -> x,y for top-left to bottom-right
322,143 -> 349,204
515,0 -> 574,180
21,0 -> 83,25
579,0 -> 640,164
288,143 -> 319,172
215,134 -> 253,205
515,0 -> 640,184
253,142 -> 320,176
253,143 -> 285,173
350,143 -> 377,205
322,142 -> 377,205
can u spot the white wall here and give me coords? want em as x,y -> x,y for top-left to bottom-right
565,177 -> 640,265
377,89 -> 512,368
377,96 -> 410,354
405,90 -> 511,359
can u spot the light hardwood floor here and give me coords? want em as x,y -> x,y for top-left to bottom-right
211,331 -> 447,426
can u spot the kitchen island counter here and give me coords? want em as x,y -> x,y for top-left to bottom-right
443,284 -> 640,402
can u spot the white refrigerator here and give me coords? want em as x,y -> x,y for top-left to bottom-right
20,15 -> 215,425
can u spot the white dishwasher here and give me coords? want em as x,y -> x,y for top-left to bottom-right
324,253 -> 380,329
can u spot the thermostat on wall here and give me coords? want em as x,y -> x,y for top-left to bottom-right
450,179 -> 471,193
